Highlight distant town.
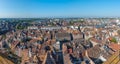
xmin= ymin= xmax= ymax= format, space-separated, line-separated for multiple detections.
xmin=0 ymin=18 xmax=120 ymax=64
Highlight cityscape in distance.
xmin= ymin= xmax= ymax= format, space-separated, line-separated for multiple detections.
xmin=0 ymin=0 xmax=120 ymax=64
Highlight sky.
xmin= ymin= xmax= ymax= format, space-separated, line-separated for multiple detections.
xmin=0 ymin=0 xmax=120 ymax=18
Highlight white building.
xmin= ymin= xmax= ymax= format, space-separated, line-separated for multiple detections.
xmin=28 ymin=26 xmax=38 ymax=29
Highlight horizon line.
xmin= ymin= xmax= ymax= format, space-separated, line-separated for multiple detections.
xmin=0 ymin=16 xmax=120 ymax=19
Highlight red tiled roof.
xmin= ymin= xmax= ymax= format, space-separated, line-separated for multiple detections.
xmin=108 ymin=43 xmax=120 ymax=51
xmin=29 ymin=39 xmax=38 ymax=43
xmin=90 ymin=38 xmax=102 ymax=43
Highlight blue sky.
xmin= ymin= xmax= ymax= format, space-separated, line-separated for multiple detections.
xmin=0 ymin=0 xmax=120 ymax=18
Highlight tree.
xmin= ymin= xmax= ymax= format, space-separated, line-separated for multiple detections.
xmin=117 ymin=30 xmax=120 ymax=35
xmin=69 ymin=21 xmax=74 ymax=25
xmin=109 ymin=37 xmax=117 ymax=43
xmin=2 ymin=34 xmax=6 ymax=39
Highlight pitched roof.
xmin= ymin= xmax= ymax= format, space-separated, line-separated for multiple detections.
xmin=55 ymin=33 xmax=71 ymax=41
xmin=108 ymin=43 xmax=120 ymax=51
xmin=87 ymin=45 xmax=102 ymax=58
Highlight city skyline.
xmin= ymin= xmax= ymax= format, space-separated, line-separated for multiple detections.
xmin=0 ymin=0 xmax=120 ymax=18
